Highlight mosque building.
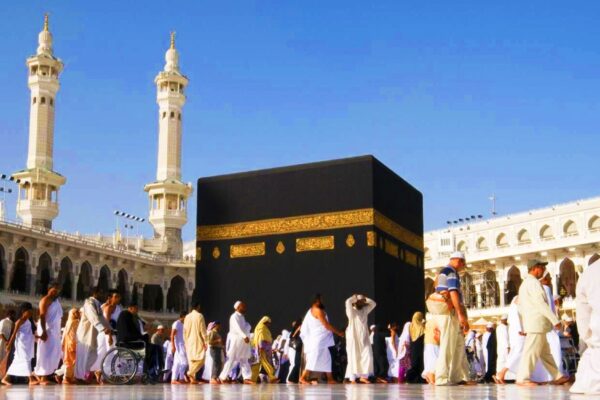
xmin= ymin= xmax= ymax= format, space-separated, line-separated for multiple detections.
xmin=0 ymin=16 xmax=194 ymax=320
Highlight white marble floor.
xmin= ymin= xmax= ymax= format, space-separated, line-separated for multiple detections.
xmin=0 ymin=383 xmax=591 ymax=400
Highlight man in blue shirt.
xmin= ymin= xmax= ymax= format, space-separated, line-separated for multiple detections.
xmin=433 ymin=251 xmax=472 ymax=385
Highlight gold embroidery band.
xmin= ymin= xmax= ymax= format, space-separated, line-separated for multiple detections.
xmin=296 ymin=236 xmax=335 ymax=252
xmin=405 ymin=250 xmax=418 ymax=266
xmin=230 ymin=242 xmax=266 ymax=258
xmin=384 ymin=239 xmax=399 ymax=258
xmin=197 ymin=208 xmax=423 ymax=250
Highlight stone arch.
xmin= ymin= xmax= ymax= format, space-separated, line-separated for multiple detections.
xmin=77 ymin=262 xmax=94 ymax=301
xmin=167 ymin=275 xmax=188 ymax=312
xmin=0 ymin=243 xmax=6 ymax=290
xmin=36 ymin=252 xmax=53 ymax=295
xmin=563 ymin=220 xmax=578 ymax=236
xmin=558 ymin=258 xmax=578 ymax=298
xmin=57 ymin=257 xmax=73 ymax=299
xmin=456 ymin=240 xmax=467 ymax=252
xmin=496 ymin=233 xmax=508 ymax=247
xmin=517 ymin=229 xmax=530 ymax=244
xmin=10 ymin=247 xmax=29 ymax=293
xmin=97 ymin=265 xmax=111 ymax=294
xmin=116 ymin=269 xmax=129 ymax=304
xmin=540 ymin=224 xmax=554 ymax=240
xmin=460 ymin=272 xmax=476 ymax=309
xmin=588 ymin=215 xmax=600 ymax=231
xmin=424 ymin=277 xmax=434 ymax=301
xmin=505 ymin=265 xmax=522 ymax=305
xmin=142 ymin=284 xmax=163 ymax=312
xmin=482 ymin=270 xmax=500 ymax=307
xmin=476 ymin=237 xmax=488 ymax=251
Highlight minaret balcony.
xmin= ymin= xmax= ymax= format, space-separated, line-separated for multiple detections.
xmin=150 ymin=209 xmax=187 ymax=218
xmin=17 ymin=199 xmax=58 ymax=219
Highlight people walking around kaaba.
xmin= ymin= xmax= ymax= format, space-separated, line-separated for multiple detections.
xmin=516 ymin=259 xmax=569 ymax=386
xmin=299 ymin=294 xmax=344 ymax=384
xmin=183 ymin=303 xmax=207 ymax=383
xmin=404 ymin=312 xmax=425 ymax=383
xmin=253 ymin=316 xmax=279 ymax=383
xmin=207 ymin=321 xmax=224 ymax=383
xmin=344 ymin=294 xmax=376 ymax=383
xmin=433 ymin=251 xmax=471 ymax=386
xmin=219 ymin=301 xmax=254 ymax=384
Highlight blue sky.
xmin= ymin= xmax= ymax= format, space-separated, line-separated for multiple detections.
xmin=1 ymin=2 xmax=599 ymax=241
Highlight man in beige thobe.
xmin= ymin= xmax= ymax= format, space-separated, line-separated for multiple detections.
xmin=516 ymin=259 xmax=569 ymax=386
xmin=183 ymin=303 xmax=207 ymax=383
xmin=433 ymin=251 xmax=471 ymax=386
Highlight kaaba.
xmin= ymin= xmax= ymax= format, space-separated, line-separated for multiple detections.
xmin=195 ymin=155 xmax=424 ymax=332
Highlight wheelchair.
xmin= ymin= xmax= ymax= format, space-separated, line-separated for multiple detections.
xmin=101 ymin=340 xmax=149 ymax=385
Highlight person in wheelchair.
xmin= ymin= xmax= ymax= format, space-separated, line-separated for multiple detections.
xmin=116 ymin=303 xmax=164 ymax=381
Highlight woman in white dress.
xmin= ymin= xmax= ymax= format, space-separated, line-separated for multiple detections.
xmin=170 ymin=312 xmax=188 ymax=384
xmin=2 ymin=302 xmax=37 ymax=385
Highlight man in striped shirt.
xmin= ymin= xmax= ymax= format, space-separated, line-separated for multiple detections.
xmin=433 ymin=251 xmax=472 ymax=385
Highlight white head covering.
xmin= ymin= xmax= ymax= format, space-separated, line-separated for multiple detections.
xmin=500 ymin=315 xmax=508 ymax=320
xmin=486 ymin=323 xmax=494 ymax=329
xmin=450 ymin=251 xmax=465 ymax=260
xmin=233 ymin=300 xmax=242 ymax=310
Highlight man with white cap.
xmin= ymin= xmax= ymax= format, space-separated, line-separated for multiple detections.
xmin=570 ymin=257 xmax=600 ymax=394
xmin=219 ymin=301 xmax=253 ymax=384
xmin=482 ymin=322 xmax=497 ymax=382
xmin=495 ymin=315 xmax=510 ymax=375
xmin=433 ymin=251 xmax=471 ymax=385
xmin=516 ymin=259 xmax=569 ymax=386
xmin=344 ymin=294 xmax=376 ymax=383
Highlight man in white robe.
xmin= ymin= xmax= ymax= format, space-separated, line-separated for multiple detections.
xmin=496 ymin=315 xmax=510 ymax=373
xmin=344 ymin=294 xmax=376 ymax=383
xmin=219 ymin=301 xmax=253 ymax=384
xmin=75 ymin=287 xmax=111 ymax=381
xmin=516 ymin=259 xmax=569 ymax=386
xmin=570 ymin=258 xmax=600 ymax=394
xmin=299 ymin=294 xmax=344 ymax=384
xmin=34 ymin=281 xmax=64 ymax=384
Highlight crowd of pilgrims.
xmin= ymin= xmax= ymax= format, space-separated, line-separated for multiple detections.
xmin=0 ymin=252 xmax=598 ymax=394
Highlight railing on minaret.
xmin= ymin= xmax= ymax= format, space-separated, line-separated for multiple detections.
xmin=12 ymin=14 xmax=66 ymax=229
xmin=144 ymin=33 xmax=193 ymax=258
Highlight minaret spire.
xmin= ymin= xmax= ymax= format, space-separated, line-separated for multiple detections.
xmin=144 ymin=33 xmax=192 ymax=258
xmin=12 ymin=13 xmax=66 ymax=229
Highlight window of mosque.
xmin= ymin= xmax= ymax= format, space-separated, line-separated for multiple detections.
xmin=41 ymin=97 xmax=46 ymax=104
xmin=178 ymin=113 xmax=181 ymax=121
xmin=517 ymin=229 xmax=530 ymax=244
xmin=162 ymin=112 xmax=166 ymax=119
xmin=30 ymin=66 xmax=38 ymax=75
xmin=32 ymin=97 xmax=36 ymax=104
xmin=170 ymin=111 xmax=175 ymax=119
xmin=476 ymin=237 xmax=488 ymax=251
xmin=589 ymin=215 xmax=600 ymax=232
xmin=563 ymin=220 xmax=578 ymax=237
xmin=540 ymin=224 xmax=554 ymax=240
xmin=50 ymin=98 xmax=54 ymax=106
xmin=496 ymin=233 xmax=509 ymax=247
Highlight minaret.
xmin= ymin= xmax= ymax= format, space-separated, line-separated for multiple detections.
xmin=13 ymin=14 xmax=66 ymax=229
xmin=144 ymin=33 xmax=193 ymax=258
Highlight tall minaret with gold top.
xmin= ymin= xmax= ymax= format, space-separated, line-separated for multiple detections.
xmin=13 ymin=14 xmax=66 ymax=229
xmin=144 ymin=33 xmax=193 ymax=258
